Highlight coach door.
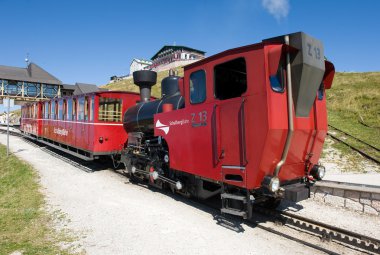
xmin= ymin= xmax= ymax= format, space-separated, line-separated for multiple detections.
xmin=214 ymin=58 xmax=248 ymax=188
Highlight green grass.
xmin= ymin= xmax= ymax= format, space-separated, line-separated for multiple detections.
xmin=101 ymin=66 xmax=184 ymax=98
xmin=0 ymin=145 xmax=81 ymax=255
xmin=327 ymin=72 xmax=380 ymax=149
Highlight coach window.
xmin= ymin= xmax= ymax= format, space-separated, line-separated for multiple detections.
xmin=62 ymin=99 xmax=67 ymax=120
xmin=84 ymin=96 xmax=89 ymax=121
xmin=49 ymin=101 xmax=52 ymax=119
xmin=190 ymin=70 xmax=206 ymax=104
xmin=90 ymin=95 xmax=94 ymax=121
xmin=45 ymin=102 xmax=49 ymax=119
xmin=214 ymin=58 xmax=247 ymax=100
xmin=99 ymin=97 xmax=122 ymax=122
xmin=72 ymin=98 xmax=77 ymax=121
xmin=54 ymin=101 xmax=58 ymax=120
xmin=269 ymin=56 xmax=286 ymax=93
xmin=67 ymin=99 xmax=72 ymax=121
xmin=58 ymin=100 xmax=63 ymax=120
xmin=33 ymin=104 xmax=36 ymax=118
xmin=78 ymin=97 xmax=85 ymax=121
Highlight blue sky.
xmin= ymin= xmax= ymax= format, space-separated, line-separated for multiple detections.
xmin=1 ymin=0 xmax=379 ymax=112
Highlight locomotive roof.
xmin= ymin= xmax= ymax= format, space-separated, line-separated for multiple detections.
xmin=183 ymin=42 xmax=265 ymax=70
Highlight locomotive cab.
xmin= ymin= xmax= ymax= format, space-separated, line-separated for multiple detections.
xmin=121 ymin=32 xmax=335 ymax=219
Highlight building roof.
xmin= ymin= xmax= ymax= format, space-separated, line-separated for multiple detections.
xmin=151 ymin=46 xmax=206 ymax=60
xmin=0 ymin=62 xmax=62 ymax=85
xmin=73 ymin=83 xmax=107 ymax=95
xmin=62 ymin=84 xmax=75 ymax=91
xmin=131 ymin=58 xmax=152 ymax=65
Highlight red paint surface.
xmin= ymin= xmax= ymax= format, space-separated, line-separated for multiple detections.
xmin=21 ymin=91 xmax=141 ymax=155
xmin=154 ymin=41 xmax=334 ymax=190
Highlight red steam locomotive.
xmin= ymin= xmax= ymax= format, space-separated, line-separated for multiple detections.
xmin=22 ymin=32 xmax=335 ymax=219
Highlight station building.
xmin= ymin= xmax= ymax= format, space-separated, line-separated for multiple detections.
xmin=0 ymin=62 xmax=105 ymax=104
xmin=148 ymin=45 xmax=205 ymax=72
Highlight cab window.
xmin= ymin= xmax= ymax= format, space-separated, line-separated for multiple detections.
xmin=214 ymin=58 xmax=247 ymax=100
xmin=269 ymin=56 xmax=286 ymax=93
xmin=190 ymin=70 xmax=206 ymax=104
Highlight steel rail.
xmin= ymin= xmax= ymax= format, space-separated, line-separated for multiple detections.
xmin=328 ymin=124 xmax=380 ymax=152
xmin=252 ymin=206 xmax=380 ymax=254
xmin=327 ymin=131 xmax=380 ymax=164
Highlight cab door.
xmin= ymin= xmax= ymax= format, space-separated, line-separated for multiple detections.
xmin=214 ymin=57 xmax=248 ymax=188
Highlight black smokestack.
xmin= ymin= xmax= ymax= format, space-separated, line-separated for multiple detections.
xmin=133 ymin=70 xmax=157 ymax=102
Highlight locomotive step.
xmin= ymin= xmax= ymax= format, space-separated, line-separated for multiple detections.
xmin=221 ymin=208 xmax=247 ymax=218
xmin=221 ymin=193 xmax=247 ymax=203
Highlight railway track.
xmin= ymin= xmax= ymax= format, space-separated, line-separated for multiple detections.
xmin=2 ymin=127 xmax=380 ymax=254
xmin=327 ymin=124 xmax=380 ymax=164
xmin=252 ymin=206 xmax=380 ymax=254
xmin=0 ymin=128 xmax=99 ymax=173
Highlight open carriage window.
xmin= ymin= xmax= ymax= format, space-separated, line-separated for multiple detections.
xmin=58 ymin=100 xmax=63 ymax=120
xmin=72 ymin=98 xmax=77 ymax=120
xmin=84 ymin=96 xmax=90 ymax=121
xmin=98 ymin=97 xmax=122 ymax=122
xmin=63 ymin=99 xmax=67 ymax=120
xmin=45 ymin=102 xmax=49 ymax=119
xmin=78 ymin=97 xmax=85 ymax=121
xmin=90 ymin=96 xmax=94 ymax=121
xmin=214 ymin=58 xmax=247 ymax=100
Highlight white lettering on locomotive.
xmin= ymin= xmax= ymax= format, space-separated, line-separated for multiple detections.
xmin=169 ymin=119 xmax=190 ymax=126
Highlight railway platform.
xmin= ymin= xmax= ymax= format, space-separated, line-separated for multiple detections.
xmin=324 ymin=172 xmax=380 ymax=186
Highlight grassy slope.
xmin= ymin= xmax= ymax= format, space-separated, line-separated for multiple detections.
xmin=103 ymin=69 xmax=379 ymax=147
xmin=327 ymin=72 xmax=380 ymax=148
xmin=0 ymin=145 xmax=78 ymax=255
xmin=102 ymin=67 xmax=184 ymax=98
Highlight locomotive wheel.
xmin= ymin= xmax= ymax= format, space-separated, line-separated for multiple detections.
xmin=262 ymin=198 xmax=281 ymax=209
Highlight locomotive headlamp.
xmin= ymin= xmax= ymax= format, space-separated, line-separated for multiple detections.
xmin=310 ymin=165 xmax=325 ymax=180
xmin=151 ymin=171 xmax=159 ymax=180
xmin=99 ymin=137 xmax=104 ymax=143
xmin=175 ymin=181 xmax=183 ymax=190
xmin=262 ymin=176 xmax=280 ymax=193
xmin=270 ymin=177 xmax=280 ymax=192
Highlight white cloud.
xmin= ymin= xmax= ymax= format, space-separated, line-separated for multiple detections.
xmin=262 ymin=0 xmax=290 ymax=21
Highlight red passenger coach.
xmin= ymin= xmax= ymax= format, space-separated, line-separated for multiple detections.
xmin=21 ymin=91 xmax=141 ymax=160
xmin=21 ymin=102 xmax=43 ymax=137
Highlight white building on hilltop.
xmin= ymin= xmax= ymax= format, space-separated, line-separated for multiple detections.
xmin=129 ymin=58 xmax=152 ymax=75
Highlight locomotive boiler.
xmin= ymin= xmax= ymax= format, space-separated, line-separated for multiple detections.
xmin=119 ymin=31 xmax=335 ymax=219
xmin=123 ymin=70 xmax=185 ymax=134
